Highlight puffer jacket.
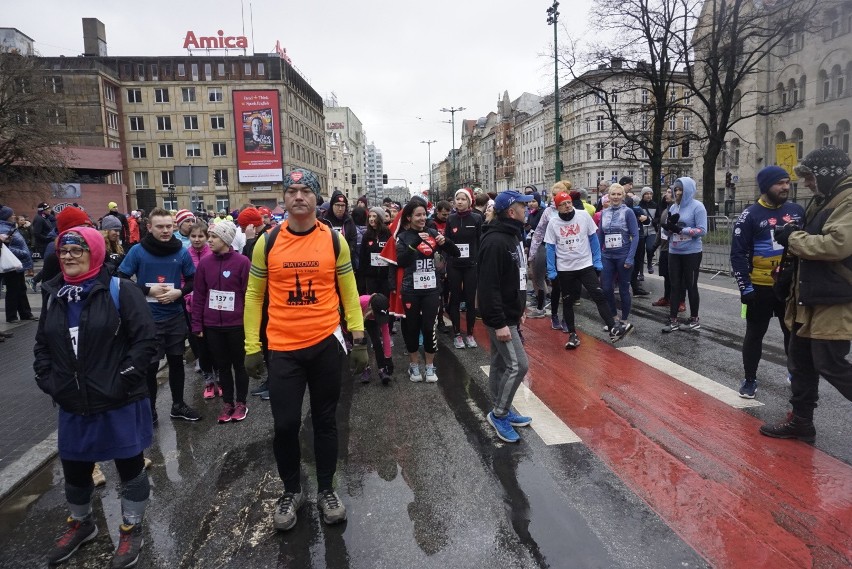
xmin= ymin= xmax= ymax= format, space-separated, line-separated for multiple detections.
xmin=785 ymin=175 xmax=852 ymax=340
xmin=33 ymin=268 xmax=157 ymax=415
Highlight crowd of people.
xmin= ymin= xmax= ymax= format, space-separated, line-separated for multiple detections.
xmin=2 ymin=143 xmax=849 ymax=566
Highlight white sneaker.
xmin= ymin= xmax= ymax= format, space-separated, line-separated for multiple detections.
xmin=465 ymin=335 xmax=478 ymax=348
xmin=453 ymin=335 xmax=465 ymax=349
xmin=409 ymin=365 xmax=423 ymax=382
xmin=424 ymin=366 xmax=438 ymax=383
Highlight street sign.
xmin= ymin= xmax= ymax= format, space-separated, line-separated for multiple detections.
xmin=775 ymin=143 xmax=798 ymax=181
xmin=732 ymin=175 xmax=739 ymax=183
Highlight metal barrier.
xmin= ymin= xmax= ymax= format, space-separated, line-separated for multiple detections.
xmin=700 ymin=215 xmax=734 ymax=278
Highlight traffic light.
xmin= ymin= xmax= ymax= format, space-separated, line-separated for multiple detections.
xmin=382 ymin=174 xmax=388 ymax=185
xmin=725 ymin=171 xmax=732 ymax=188
xmin=351 ymin=173 xmax=356 ymax=185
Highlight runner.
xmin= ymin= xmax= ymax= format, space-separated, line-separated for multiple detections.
xmin=358 ymin=207 xmax=392 ymax=296
xmin=545 ymin=192 xmax=627 ymax=348
xmin=192 ymin=221 xmax=251 ymax=423
xmin=447 ymin=188 xmax=483 ymax=349
xmin=185 ymin=221 xmax=218 ymax=397
xmin=528 ymin=181 xmax=571 ymax=327
xmin=598 ymin=183 xmax=640 ymax=332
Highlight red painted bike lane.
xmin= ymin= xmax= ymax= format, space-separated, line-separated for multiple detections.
xmin=472 ymin=321 xmax=852 ymax=568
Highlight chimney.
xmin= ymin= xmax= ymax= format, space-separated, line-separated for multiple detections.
xmin=82 ymin=18 xmax=107 ymax=56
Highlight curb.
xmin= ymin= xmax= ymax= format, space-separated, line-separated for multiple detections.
xmin=0 ymin=431 xmax=58 ymax=503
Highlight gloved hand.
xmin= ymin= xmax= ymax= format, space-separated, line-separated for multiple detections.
xmin=663 ymin=213 xmax=681 ymax=234
xmin=350 ymin=342 xmax=369 ymax=374
xmin=740 ymin=285 xmax=757 ymax=305
xmin=774 ymin=223 xmax=799 ymax=248
xmin=245 ymin=352 xmax=265 ymax=378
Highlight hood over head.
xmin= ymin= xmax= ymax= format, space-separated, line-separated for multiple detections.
xmin=674 ymin=177 xmax=697 ymax=207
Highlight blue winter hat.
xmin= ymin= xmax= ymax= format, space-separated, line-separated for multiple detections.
xmin=757 ymin=166 xmax=790 ymax=193
xmin=0 ymin=206 xmax=12 ymax=221
xmin=283 ymin=168 xmax=321 ymax=199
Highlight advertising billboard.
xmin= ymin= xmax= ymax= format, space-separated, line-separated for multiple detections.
xmin=233 ymin=90 xmax=284 ymax=183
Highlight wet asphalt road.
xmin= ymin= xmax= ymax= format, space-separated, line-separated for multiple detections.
xmin=1 ymin=269 xmax=849 ymax=568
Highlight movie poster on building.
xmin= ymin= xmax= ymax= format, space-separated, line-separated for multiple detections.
xmin=233 ymin=90 xmax=284 ymax=183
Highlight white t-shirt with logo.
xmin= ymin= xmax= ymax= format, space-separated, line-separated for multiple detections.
xmin=544 ymin=210 xmax=598 ymax=272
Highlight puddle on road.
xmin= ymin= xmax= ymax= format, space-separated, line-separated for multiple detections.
xmin=0 ymin=462 xmax=58 ymax=535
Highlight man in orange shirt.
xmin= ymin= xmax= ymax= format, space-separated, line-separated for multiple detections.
xmin=244 ymin=168 xmax=366 ymax=531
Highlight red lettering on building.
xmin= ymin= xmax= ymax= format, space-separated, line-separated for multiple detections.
xmin=184 ymin=30 xmax=249 ymax=50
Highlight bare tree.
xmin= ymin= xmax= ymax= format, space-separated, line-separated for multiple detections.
xmin=562 ymin=0 xmax=700 ymax=199
xmin=680 ymin=0 xmax=823 ymax=214
xmin=0 ymin=48 xmax=69 ymax=200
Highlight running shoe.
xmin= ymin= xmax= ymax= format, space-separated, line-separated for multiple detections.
xmin=424 ymin=365 xmax=438 ymax=383
xmin=550 ymin=315 xmax=561 ymax=330
xmin=661 ymin=319 xmax=680 ymax=333
xmin=465 ymin=335 xmax=478 ymax=348
xmin=92 ymin=464 xmax=106 ymax=487
xmin=170 ymin=402 xmax=201 ymax=422
xmin=487 ymin=411 xmax=520 ymax=443
xmin=759 ymin=412 xmax=816 ymax=442
xmin=360 ymin=366 xmax=372 ymax=384
xmin=48 ymin=517 xmax=98 ymax=565
xmin=203 ymin=384 xmax=216 ymax=400
xmin=409 ymin=365 xmax=423 ymax=383
xmin=739 ymin=379 xmax=757 ymax=399
xmin=526 ymin=308 xmax=547 ymax=319
xmin=215 ymin=383 xmax=223 ymax=397
xmin=217 ymin=403 xmax=234 ymax=423
xmin=610 ymin=322 xmax=634 ymax=343
xmin=688 ymin=317 xmax=701 ymax=330
xmin=633 ymin=288 xmax=650 ymax=296
xmin=652 ymin=297 xmax=669 ymax=307
xmin=453 ymin=335 xmax=465 ymax=349
xmin=231 ymin=402 xmax=248 ymax=422
xmin=317 ymin=490 xmax=347 ymax=525
xmin=564 ymin=333 xmax=581 ymax=349
xmin=273 ymin=491 xmax=305 ymax=531
xmin=110 ymin=523 xmax=144 ymax=569
xmin=560 ymin=320 xmax=570 ymax=333
xmin=506 ymin=410 xmax=532 ymax=427
xmin=251 ymin=381 xmax=269 ymax=398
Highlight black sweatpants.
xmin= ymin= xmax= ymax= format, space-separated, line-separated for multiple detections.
xmin=205 ymin=326 xmax=249 ymax=404
xmin=1 ymin=270 xmax=34 ymax=321
xmin=557 ymin=267 xmax=616 ymax=333
xmin=742 ymin=285 xmax=790 ymax=380
xmin=268 ymin=334 xmax=345 ymax=493
xmin=668 ymin=252 xmax=702 ymax=319
xmin=62 ymin=454 xmax=145 ymax=489
xmin=788 ymin=324 xmax=852 ymax=421
xmin=658 ymin=250 xmax=671 ymax=299
xmin=447 ymin=264 xmax=478 ymax=335
xmin=402 ymin=294 xmax=440 ymax=354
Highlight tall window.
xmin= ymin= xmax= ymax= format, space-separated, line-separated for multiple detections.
xmin=129 ymin=116 xmax=144 ymax=131
xmin=669 ymin=145 xmax=678 ymax=158
xmin=177 ymin=63 xmax=186 ymax=77
xmin=131 ymin=144 xmax=146 ymax=159
xmin=127 ymin=88 xmax=142 ymax=103
xmin=163 ymin=195 xmax=177 ymax=210
xmin=214 ymin=169 xmax=229 ymax=186
xmin=183 ymin=115 xmax=199 ymax=130
xmin=181 ymin=87 xmax=196 ymax=102
xmin=586 ymin=118 xmax=591 ymax=133
xmin=156 ymin=116 xmax=172 ymax=131
xmin=641 ymin=89 xmax=649 ymax=105
xmin=596 ymin=142 xmax=606 ymax=160
xmin=669 ymin=114 xmax=677 ymax=131
xmin=212 ymin=142 xmax=227 ymax=157
xmin=107 ymin=112 xmax=119 ymax=130
xmin=154 ymin=88 xmax=169 ymax=103
xmin=683 ymin=115 xmax=690 ymax=130
xmin=134 ymin=171 xmax=149 ymax=188
xmin=211 ymin=115 xmax=225 ymax=129
xmin=186 ymin=143 xmax=201 ymax=158
xmin=161 ymin=170 xmax=174 ymax=186
xmin=596 ymin=115 xmax=605 ymax=131
xmin=105 ymin=84 xmax=116 ymax=102
xmin=610 ymin=141 xmax=619 ymax=159
xmin=586 ymin=144 xmax=592 ymax=160
xmin=208 ymin=87 xmax=224 ymax=102
xmin=159 ymin=143 xmax=174 ymax=158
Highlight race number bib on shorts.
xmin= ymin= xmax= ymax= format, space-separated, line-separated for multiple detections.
xmin=370 ymin=253 xmax=389 ymax=267
xmin=604 ymin=234 xmax=623 ymax=249
xmin=208 ymin=289 xmax=235 ymax=311
xmin=458 ymin=243 xmax=470 ymax=258
xmin=145 ymin=283 xmax=174 ymax=302
xmin=413 ymin=270 xmax=437 ymax=290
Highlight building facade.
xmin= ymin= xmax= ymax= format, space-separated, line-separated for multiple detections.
xmin=364 ymin=142 xmax=384 ymax=203
xmin=323 ymin=103 xmax=365 ymax=202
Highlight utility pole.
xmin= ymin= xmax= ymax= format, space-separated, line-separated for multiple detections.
xmin=421 ymin=140 xmax=437 ymax=196
xmin=547 ymin=1 xmax=562 ymax=182
xmin=440 ymin=106 xmax=465 ymax=199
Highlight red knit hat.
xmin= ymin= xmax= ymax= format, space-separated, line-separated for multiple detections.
xmin=55 ymin=206 xmax=93 ymax=233
xmin=175 ymin=209 xmax=195 ymax=226
xmin=237 ymin=207 xmax=263 ymax=229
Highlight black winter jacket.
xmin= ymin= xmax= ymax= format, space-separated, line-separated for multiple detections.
xmin=396 ymin=227 xmax=460 ymax=297
xmin=34 ymin=268 xmax=157 ymax=415
xmin=477 ymin=218 xmax=527 ymax=329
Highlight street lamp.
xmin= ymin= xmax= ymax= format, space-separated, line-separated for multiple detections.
xmin=547 ymin=1 xmax=562 ymax=182
xmin=420 ymin=140 xmax=437 ymax=196
xmin=440 ymin=106 xmax=465 ymax=198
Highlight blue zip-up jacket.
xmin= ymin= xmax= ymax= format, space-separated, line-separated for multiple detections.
xmin=118 ymin=237 xmax=195 ymax=321
xmin=665 ymin=177 xmax=707 ymax=255
xmin=0 ymin=220 xmax=33 ymax=271
xmin=597 ymin=204 xmax=639 ymax=261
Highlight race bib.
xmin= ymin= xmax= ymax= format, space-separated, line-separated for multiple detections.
xmin=208 ymin=289 xmax=235 ymax=311
xmin=560 ymin=236 xmax=580 ymax=251
xmin=672 ymin=232 xmax=691 ymax=243
xmin=370 ymin=253 xmax=388 ymax=267
xmin=69 ymin=326 xmax=79 ymax=357
xmin=661 ymin=232 xmax=669 ymax=241
xmin=145 ymin=282 xmax=174 ymax=303
xmin=413 ymin=270 xmax=437 ymax=290
xmin=458 ymin=243 xmax=470 ymax=258
xmin=769 ymin=229 xmax=785 ymax=251
xmin=604 ymin=234 xmax=623 ymax=249
xmin=519 ymin=266 xmax=528 ymax=290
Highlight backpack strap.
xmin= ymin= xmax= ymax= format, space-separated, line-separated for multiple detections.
xmin=263 ymin=224 xmax=283 ymax=262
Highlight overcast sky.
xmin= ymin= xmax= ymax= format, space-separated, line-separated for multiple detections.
xmin=4 ymin=0 xmax=594 ymax=192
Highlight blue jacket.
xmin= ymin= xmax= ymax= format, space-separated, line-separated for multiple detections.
xmin=597 ymin=204 xmax=639 ymax=262
xmin=665 ymin=177 xmax=707 ymax=255
xmin=0 ymin=220 xmax=33 ymax=271
xmin=118 ymin=237 xmax=195 ymax=321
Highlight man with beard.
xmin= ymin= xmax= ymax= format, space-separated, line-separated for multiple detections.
xmin=325 ymin=190 xmax=357 ymax=255
xmin=760 ymin=146 xmax=852 ymax=442
xmin=730 ymin=166 xmax=804 ymax=398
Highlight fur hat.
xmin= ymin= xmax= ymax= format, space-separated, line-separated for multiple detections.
xmin=208 ymin=220 xmax=237 ymax=246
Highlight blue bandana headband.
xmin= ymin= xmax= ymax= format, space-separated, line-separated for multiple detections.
xmin=59 ymin=232 xmax=90 ymax=250
xmin=283 ymin=168 xmax=321 ymax=199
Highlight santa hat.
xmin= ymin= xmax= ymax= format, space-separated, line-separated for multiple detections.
xmin=454 ymin=188 xmax=474 ymax=204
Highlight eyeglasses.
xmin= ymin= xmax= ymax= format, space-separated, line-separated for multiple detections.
xmin=58 ymin=247 xmax=86 ymax=258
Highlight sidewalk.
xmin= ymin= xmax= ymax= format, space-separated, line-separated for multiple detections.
xmin=0 ymin=281 xmax=56 ymax=501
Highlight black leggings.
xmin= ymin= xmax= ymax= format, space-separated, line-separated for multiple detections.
xmin=185 ymin=309 xmax=214 ymax=374
xmin=742 ymin=286 xmax=790 ymax=380
xmin=205 ymin=326 xmax=249 ymax=404
xmin=668 ymin=252 xmax=702 ymax=318
xmin=365 ymin=319 xmax=390 ymax=369
xmin=447 ymin=264 xmax=478 ymax=335
xmin=402 ymin=294 xmax=440 ymax=354
xmin=558 ymin=267 xmax=616 ymax=332
xmin=146 ymin=353 xmax=185 ymax=410
xmin=658 ymin=250 xmax=671 ymax=298
xmin=267 ymin=335 xmax=344 ymax=493
xmin=550 ymin=277 xmax=562 ymax=317
xmin=62 ymin=454 xmax=145 ymax=489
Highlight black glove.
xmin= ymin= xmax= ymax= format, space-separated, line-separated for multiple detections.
xmin=774 ymin=223 xmax=799 ymax=248
xmin=663 ymin=213 xmax=682 ymax=234
xmin=740 ymin=287 xmax=757 ymax=305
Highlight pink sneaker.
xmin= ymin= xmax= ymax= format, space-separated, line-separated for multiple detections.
xmin=215 ymin=383 xmax=223 ymax=397
xmin=231 ymin=402 xmax=248 ymax=422
xmin=217 ymin=403 xmax=234 ymax=423
xmin=203 ymin=384 xmax=216 ymax=399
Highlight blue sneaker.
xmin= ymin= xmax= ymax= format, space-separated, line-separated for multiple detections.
xmin=487 ymin=412 xmax=520 ymax=443
xmin=506 ymin=410 xmax=532 ymax=427
xmin=551 ymin=315 xmax=561 ymax=330
xmin=739 ymin=378 xmax=757 ymax=399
